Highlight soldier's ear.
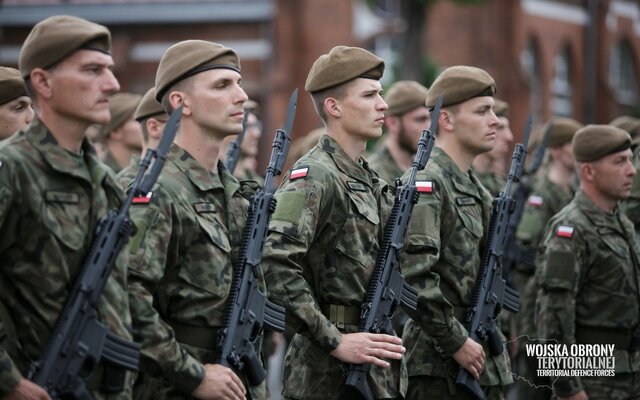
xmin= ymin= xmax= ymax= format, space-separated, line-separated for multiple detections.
xmin=168 ymin=91 xmax=191 ymax=116
xmin=29 ymin=68 xmax=53 ymax=99
xmin=580 ymin=162 xmax=595 ymax=182
xmin=324 ymin=97 xmax=341 ymax=118
xmin=440 ymin=108 xmax=454 ymax=131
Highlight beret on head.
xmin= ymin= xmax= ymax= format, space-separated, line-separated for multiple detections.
xmin=305 ymin=46 xmax=384 ymax=93
xmin=546 ymin=117 xmax=583 ymax=148
xmin=426 ymin=65 xmax=496 ymax=108
xmin=100 ymin=92 xmax=142 ymax=138
xmin=155 ymin=40 xmax=240 ymax=101
xmin=609 ymin=115 xmax=640 ymax=142
xmin=135 ymin=88 xmax=166 ymax=122
xmin=384 ymin=80 xmax=429 ymax=116
xmin=572 ymin=124 xmax=631 ymax=162
xmin=493 ymin=98 xmax=509 ymax=118
xmin=19 ymin=15 xmax=111 ymax=79
xmin=0 ymin=67 xmax=27 ymax=105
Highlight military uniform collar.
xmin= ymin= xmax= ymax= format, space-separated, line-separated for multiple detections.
xmin=433 ymin=146 xmax=484 ymax=199
xmin=317 ymin=134 xmax=375 ymax=188
xmin=575 ymin=190 xmax=625 ymax=234
xmin=168 ymin=143 xmax=239 ymax=195
xmin=26 ymin=115 xmax=110 ymax=186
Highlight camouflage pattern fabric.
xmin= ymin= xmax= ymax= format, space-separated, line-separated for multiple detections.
xmin=102 ymin=148 xmax=123 ymax=173
xmin=239 ymin=167 xmax=265 ymax=189
xmin=127 ymin=143 xmax=267 ymax=398
xmin=406 ymin=375 xmax=505 ymax=400
xmin=622 ymin=155 xmax=640 ymax=230
xmin=116 ymin=153 xmax=140 ymax=189
xmin=476 ymin=171 xmax=505 ymax=198
xmin=535 ymin=190 xmax=640 ymax=397
xmin=0 ymin=116 xmax=134 ymax=398
xmin=262 ymin=134 xmax=407 ymax=399
xmin=367 ymin=145 xmax=403 ymax=187
xmin=401 ymin=146 xmax=512 ymax=396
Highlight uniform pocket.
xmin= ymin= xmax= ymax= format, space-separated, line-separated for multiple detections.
xmin=41 ymin=190 xmax=86 ymax=251
xmin=334 ymin=190 xmax=379 ymax=268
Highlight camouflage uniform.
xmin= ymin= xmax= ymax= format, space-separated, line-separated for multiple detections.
xmin=102 ymin=148 xmax=123 ymax=173
xmin=116 ymin=153 xmax=140 ymax=189
xmin=0 ymin=116 xmax=134 ymax=398
xmin=262 ymin=134 xmax=407 ymax=399
xmin=622 ymin=155 xmax=640 ymax=230
xmin=239 ymin=167 xmax=265 ymax=189
xmin=476 ymin=171 xmax=504 ymax=198
xmin=535 ymin=190 xmax=640 ymax=397
xmin=368 ymin=145 xmax=403 ymax=187
xmin=127 ymin=143 xmax=267 ymax=399
xmin=401 ymin=146 xmax=512 ymax=399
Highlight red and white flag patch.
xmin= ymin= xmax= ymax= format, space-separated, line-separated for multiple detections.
xmin=528 ymin=195 xmax=544 ymax=207
xmin=416 ymin=180 xmax=434 ymax=193
xmin=290 ymin=167 xmax=309 ymax=180
xmin=132 ymin=191 xmax=153 ymax=204
xmin=556 ymin=225 xmax=574 ymax=238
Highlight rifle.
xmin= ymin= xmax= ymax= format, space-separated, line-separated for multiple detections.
xmin=216 ymin=89 xmax=297 ymax=385
xmin=342 ymin=96 xmax=443 ymax=400
xmin=502 ymin=122 xmax=554 ymax=277
xmin=28 ymin=106 xmax=183 ymax=399
xmin=456 ymin=116 xmax=532 ymax=400
xmin=225 ymin=110 xmax=249 ymax=173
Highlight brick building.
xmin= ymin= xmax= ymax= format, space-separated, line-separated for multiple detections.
xmin=1 ymin=0 xmax=639 ymax=161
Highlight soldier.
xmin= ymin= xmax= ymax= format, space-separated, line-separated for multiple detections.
xmin=0 ymin=67 xmax=33 ymax=139
xmin=472 ymin=98 xmax=513 ymax=197
xmin=262 ymin=46 xmax=407 ymax=400
xmin=116 ymin=87 xmax=168 ymax=188
xmin=511 ymin=116 xmax=582 ymax=400
xmin=0 ymin=15 xmax=135 ymax=398
xmin=98 ymin=92 xmax=143 ymax=173
xmin=368 ymin=80 xmax=430 ymax=185
xmin=401 ymin=66 xmax=512 ymax=399
xmin=126 ymin=40 xmax=264 ymax=399
xmin=610 ymin=115 xmax=640 ymax=229
xmin=231 ymin=100 xmax=265 ymax=185
xmin=536 ymin=125 xmax=640 ymax=399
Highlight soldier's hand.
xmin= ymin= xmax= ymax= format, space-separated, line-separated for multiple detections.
xmin=558 ymin=391 xmax=588 ymax=400
xmin=192 ymin=363 xmax=246 ymax=400
xmin=329 ymin=332 xmax=405 ymax=368
xmin=3 ymin=378 xmax=51 ymax=400
xmin=453 ymin=338 xmax=485 ymax=379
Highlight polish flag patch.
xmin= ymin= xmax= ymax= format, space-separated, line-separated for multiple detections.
xmin=416 ymin=180 xmax=434 ymax=193
xmin=556 ymin=225 xmax=574 ymax=238
xmin=290 ymin=167 xmax=309 ymax=180
xmin=528 ymin=195 xmax=544 ymax=207
xmin=132 ymin=191 xmax=153 ymax=204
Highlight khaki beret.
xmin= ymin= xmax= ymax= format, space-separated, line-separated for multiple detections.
xmin=155 ymin=40 xmax=240 ymax=101
xmin=426 ymin=65 xmax=496 ymax=108
xmin=100 ymin=92 xmax=142 ymax=138
xmin=305 ymin=46 xmax=384 ymax=93
xmin=134 ymin=88 xmax=166 ymax=122
xmin=545 ymin=117 xmax=583 ymax=148
xmin=0 ymin=67 xmax=27 ymax=105
xmin=609 ymin=115 xmax=640 ymax=141
xmin=19 ymin=15 xmax=111 ymax=79
xmin=494 ymin=98 xmax=509 ymax=118
xmin=572 ymin=124 xmax=631 ymax=162
xmin=384 ymin=81 xmax=429 ymax=116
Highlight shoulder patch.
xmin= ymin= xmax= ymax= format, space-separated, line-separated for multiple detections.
xmin=132 ymin=191 xmax=153 ymax=204
xmin=290 ymin=167 xmax=309 ymax=180
xmin=556 ymin=225 xmax=574 ymax=238
xmin=528 ymin=195 xmax=544 ymax=207
xmin=416 ymin=180 xmax=434 ymax=193
xmin=346 ymin=181 xmax=367 ymax=192
xmin=456 ymin=196 xmax=476 ymax=206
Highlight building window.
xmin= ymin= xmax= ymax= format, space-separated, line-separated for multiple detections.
xmin=521 ymin=39 xmax=542 ymax=123
xmin=551 ymin=46 xmax=573 ymax=117
xmin=609 ymin=39 xmax=638 ymax=106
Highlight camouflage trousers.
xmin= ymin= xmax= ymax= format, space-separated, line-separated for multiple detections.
xmin=554 ymin=371 xmax=640 ymax=400
xmin=406 ymin=376 xmax=504 ymax=400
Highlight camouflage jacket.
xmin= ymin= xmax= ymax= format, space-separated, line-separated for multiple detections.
xmin=0 ymin=116 xmax=134 ymax=397
xmin=102 ymin=148 xmax=123 ymax=174
xmin=262 ymin=134 xmax=406 ymax=399
xmin=535 ymin=190 xmax=640 ymax=396
xmin=127 ymin=144 xmax=266 ymax=397
xmin=116 ymin=153 xmax=140 ymax=189
xmin=367 ymin=144 xmax=403 ymax=187
xmin=476 ymin=171 xmax=505 ymax=198
xmin=401 ymin=146 xmax=512 ymax=386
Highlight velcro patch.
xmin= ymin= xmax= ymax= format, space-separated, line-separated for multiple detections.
xmin=416 ymin=180 xmax=434 ymax=193
xmin=193 ymin=202 xmax=216 ymax=213
xmin=455 ymin=196 xmax=476 ymax=206
xmin=45 ymin=190 xmax=79 ymax=204
xmin=556 ymin=225 xmax=574 ymax=238
xmin=272 ymin=191 xmax=306 ymax=225
xmin=528 ymin=195 xmax=544 ymax=207
xmin=290 ymin=167 xmax=309 ymax=180
xmin=132 ymin=191 xmax=153 ymax=204
xmin=347 ymin=181 xmax=367 ymax=192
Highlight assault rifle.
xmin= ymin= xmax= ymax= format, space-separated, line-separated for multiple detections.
xmin=28 ymin=106 xmax=183 ymax=399
xmin=502 ymin=122 xmax=554 ymax=278
xmin=216 ymin=90 xmax=297 ymax=385
xmin=456 ymin=116 xmax=532 ymax=400
xmin=342 ymin=96 xmax=443 ymax=400
xmin=225 ymin=110 xmax=249 ymax=173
